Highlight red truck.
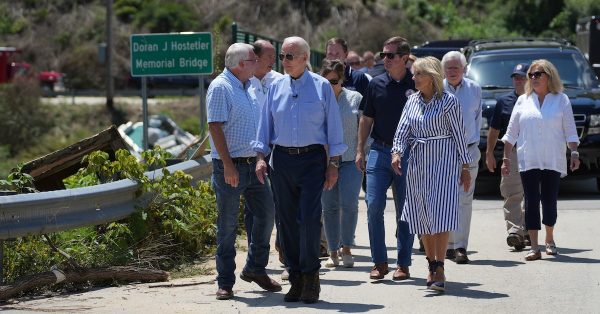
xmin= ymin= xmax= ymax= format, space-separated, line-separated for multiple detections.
xmin=0 ymin=46 xmax=65 ymax=91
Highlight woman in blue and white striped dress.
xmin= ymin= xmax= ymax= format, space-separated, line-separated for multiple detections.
xmin=391 ymin=56 xmax=472 ymax=292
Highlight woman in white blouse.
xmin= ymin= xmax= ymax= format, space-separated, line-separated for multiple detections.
xmin=501 ymin=59 xmax=580 ymax=261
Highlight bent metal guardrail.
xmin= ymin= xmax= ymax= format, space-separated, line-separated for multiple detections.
xmin=0 ymin=156 xmax=212 ymax=240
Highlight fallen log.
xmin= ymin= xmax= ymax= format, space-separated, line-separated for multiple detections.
xmin=0 ymin=266 xmax=169 ymax=301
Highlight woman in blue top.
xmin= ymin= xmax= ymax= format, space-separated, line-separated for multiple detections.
xmin=320 ymin=59 xmax=364 ymax=268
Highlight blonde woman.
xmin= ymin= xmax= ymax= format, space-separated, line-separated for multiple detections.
xmin=501 ymin=59 xmax=580 ymax=261
xmin=391 ymin=56 xmax=472 ymax=292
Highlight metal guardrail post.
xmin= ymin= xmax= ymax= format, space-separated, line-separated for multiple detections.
xmin=0 ymin=240 xmax=3 ymax=284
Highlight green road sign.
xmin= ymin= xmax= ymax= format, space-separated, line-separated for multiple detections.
xmin=130 ymin=32 xmax=213 ymax=76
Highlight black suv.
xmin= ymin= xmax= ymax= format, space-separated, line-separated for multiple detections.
xmin=463 ymin=39 xmax=600 ymax=191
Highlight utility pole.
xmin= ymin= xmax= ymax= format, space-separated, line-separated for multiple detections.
xmin=106 ymin=0 xmax=114 ymax=110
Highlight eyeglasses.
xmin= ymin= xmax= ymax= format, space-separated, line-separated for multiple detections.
xmin=243 ymin=59 xmax=258 ymax=63
xmin=278 ymin=53 xmax=295 ymax=61
xmin=328 ymin=79 xmax=340 ymax=85
xmin=347 ymin=61 xmax=360 ymax=66
xmin=528 ymin=71 xmax=546 ymax=79
xmin=379 ymin=52 xmax=404 ymax=59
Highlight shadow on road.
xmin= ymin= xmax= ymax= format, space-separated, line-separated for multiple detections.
xmin=234 ymin=294 xmax=385 ymax=312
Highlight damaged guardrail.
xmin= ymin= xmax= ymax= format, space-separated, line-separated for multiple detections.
xmin=0 ymin=155 xmax=212 ymax=240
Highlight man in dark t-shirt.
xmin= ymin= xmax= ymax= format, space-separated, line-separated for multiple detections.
xmin=356 ymin=36 xmax=416 ymax=281
xmin=486 ymin=63 xmax=530 ymax=251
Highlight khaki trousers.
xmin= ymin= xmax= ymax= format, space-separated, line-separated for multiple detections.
xmin=500 ymin=149 xmax=525 ymax=236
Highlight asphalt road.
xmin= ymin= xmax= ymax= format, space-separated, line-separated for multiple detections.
xmin=2 ymin=179 xmax=599 ymax=313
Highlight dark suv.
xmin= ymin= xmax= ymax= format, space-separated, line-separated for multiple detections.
xmin=463 ymin=39 xmax=600 ymax=191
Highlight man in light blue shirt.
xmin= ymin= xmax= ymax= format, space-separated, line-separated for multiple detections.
xmin=252 ymin=36 xmax=346 ymax=304
xmin=442 ymin=51 xmax=482 ymax=264
xmin=207 ymin=43 xmax=281 ymax=300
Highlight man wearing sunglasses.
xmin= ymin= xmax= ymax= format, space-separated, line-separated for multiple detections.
xmin=356 ymin=36 xmax=416 ymax=281
xmin=207 ymin=43 xmax=281 ymax=300
xmin=347 ymin=50 xmax=372 ymax=80
xmin=441 ymin=51 xmax=483 ymax=264
xmin=253 ymin=36 xmax=346 ymax=304
xmin=486 ymin=63 xmax=530 ymax=252
xmin=325 ymin=38 xmax=370 ymax=100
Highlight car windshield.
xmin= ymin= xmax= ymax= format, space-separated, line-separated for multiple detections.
xmin=466 ymin=51 xmax=599 ymax=89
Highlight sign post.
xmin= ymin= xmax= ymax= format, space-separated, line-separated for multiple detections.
xmin=130 ymin=32 xmax=213 ymax=150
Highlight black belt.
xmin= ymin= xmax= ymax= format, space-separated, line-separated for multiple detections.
xmin=468 ymin=142 xmax=478 ymax=147
xmin=276 ymin=144 xmax=322 ymax=155
xmin=230 ymin=156 xmax=257 ymax=164
xmin=373 ymin=139 xmax=393 ymax=148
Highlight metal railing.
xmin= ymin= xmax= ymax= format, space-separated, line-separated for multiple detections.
xmin=0 ymin=155 xmax=213 ymax=282
xmin=231 ymin=22 xmax=325 ymax=73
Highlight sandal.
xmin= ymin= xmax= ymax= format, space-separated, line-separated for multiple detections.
xmin=430 ymin=261 xmax=445 ymax=292
xmin=525 ymin=249 xmax=542 ymax=261
xmin=545 ymin=241 xmax=558 ymax=255
xmin=426 ymin=257 xmax=435 ymax=287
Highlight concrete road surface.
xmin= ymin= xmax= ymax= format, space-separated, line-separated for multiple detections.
xmin=2 ymin=179 xmax=599 ymax=313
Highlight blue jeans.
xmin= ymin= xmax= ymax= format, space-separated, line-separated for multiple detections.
xmin=321 ymin=161 xmax=363 ymax=251
xmin=270 ymin=147 xmax=326 ymax=275
xmin=365 ymin=142 xmax=414 ymax=266
xmin=212 ymin=159 xmax=275 ymax=289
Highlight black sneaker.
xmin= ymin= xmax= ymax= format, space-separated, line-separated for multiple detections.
xmin=445 ymin=249 xmax=455 ymax=260
xmin=506 ymin=233 xmax=524 ymax=249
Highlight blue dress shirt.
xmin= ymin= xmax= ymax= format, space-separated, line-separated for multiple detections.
xmin=206 ymin=68 xmax=259 ymax=159
xmin=252 ymin=69 xmax=347 ymax=157
xmin=443 ymin=77 xmax=482 ymax=145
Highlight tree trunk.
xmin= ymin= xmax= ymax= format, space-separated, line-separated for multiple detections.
xmin=0 ymin=266 xmax=169 ymax=301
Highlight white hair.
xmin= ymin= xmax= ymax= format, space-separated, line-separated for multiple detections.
xmin=283 ymin=36 xmax=310 ymax=64
xmin=441 ymin=51 xmax=467 ymax=68
xmin=224 ymin=43 xmax=253 ymax=69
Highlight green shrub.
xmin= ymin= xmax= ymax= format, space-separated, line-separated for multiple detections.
xmin=0 ymin=77 xmax=52 ymax=156
xmin=3 ymin=148 xmax=218 ymax=282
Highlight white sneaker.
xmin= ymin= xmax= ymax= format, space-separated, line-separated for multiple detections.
xmin=545 ymin=241 xmax=558 ymax=255
xmin=324 ymin=256 xmax=339 ymax=268
xmin=342 ymin=253 xmax=354 ymax=268
xmin=281 ymin=268 xmax=289 ymax=281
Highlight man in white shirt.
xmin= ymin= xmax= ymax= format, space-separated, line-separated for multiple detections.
xmin=249 ymin=40 xmax=283 ymax=109
xmin=245 ymin=39 xmax=284 ymax=268
xmin=442 ymin=51 xmax=482 ymax=264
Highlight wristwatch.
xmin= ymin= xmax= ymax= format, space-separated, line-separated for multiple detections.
xmin=328 ymin=159 xmax=340 ymax=168
xmin=571 ymin=151 xmax=579 ymax=158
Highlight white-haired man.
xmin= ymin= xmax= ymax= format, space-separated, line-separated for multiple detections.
xmin=207 ymin=43 xmax=281 ymax=300
xmin=253 ymin=36 xmax=346 ymax=304
xmin=442 ymin=51 xmax=482 ymax=264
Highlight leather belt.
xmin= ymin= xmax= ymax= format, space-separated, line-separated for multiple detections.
xmin=373 ymin=139 xmax=393 ymax=148
xmin=276 ymin=144 xmax=322 ymax=155
xmin=230 ymin=156 xmax=257 ymax=164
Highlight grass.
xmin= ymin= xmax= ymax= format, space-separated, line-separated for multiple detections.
xmin=0 ymin=97 xmax=201 ymax=178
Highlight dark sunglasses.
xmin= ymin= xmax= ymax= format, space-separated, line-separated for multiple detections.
xmin=278 ymin=53 xmax=295 ymax=61
xmin=379 ymin=52 xmax=404 ymax=59
xmin=328 ymin=79 xmax=340 ymax=85
xmin=528 ymin=71 xmax=546 ymax=79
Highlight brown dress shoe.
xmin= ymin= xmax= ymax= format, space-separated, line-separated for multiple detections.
xmin=216 ymin=287 xmax=233 ymax=300
xmin=240 ymin=272 xmax=282 ymax=292
xmin=392 ymin=266 xmax=410 ymax=280
xmin=454 ymin=248 xmax=470 ymax=264
xmin=300 ymin=273 xmax=321 ymax=304
xmin=369 ymin=263 xmax=389 ymax=279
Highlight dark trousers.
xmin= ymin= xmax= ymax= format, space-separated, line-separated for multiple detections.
xmin=520 ymin=169 xmax=561 ymax=230
xmin=270 ymin=146 xmax=326 ymax=275
xmin=244 ymin=158 xmax=283 ymax=256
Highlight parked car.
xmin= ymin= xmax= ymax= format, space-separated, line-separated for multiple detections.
xmin=411 ymin=39 xmax=471 ymax=60
xmin=463 ymin=38 xmax=600 ymax=191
